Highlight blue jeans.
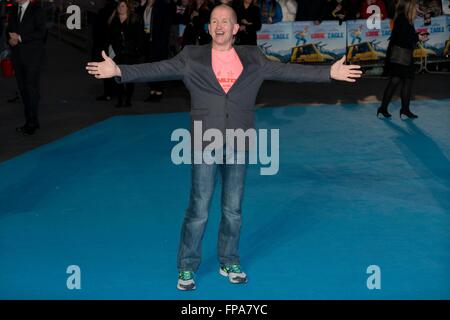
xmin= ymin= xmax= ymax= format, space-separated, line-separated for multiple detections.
xmin=177 ymin=150 xmax=247 ymax=272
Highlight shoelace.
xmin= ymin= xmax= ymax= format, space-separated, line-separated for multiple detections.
xmin=179 ymin=271 xmax=193 ymax=281
xmin=225 ymin=264 xmax=242 ymax=274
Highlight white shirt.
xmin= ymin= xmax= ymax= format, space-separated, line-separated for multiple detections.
xmin=18 ymin=1 xmax=30 ymax=22
xmin=17 ymin=1 xmax=30 ymax=43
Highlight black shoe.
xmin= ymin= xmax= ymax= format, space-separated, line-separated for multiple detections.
xmin=400 ymin=109 xmax=418 ymax=119
xmin=16 ymin=125 xmax=28 ymax=133
xmin=96 ymin=94 xmax=111 ymax=101
xmin=154 ymin=92 xmax=164 ymax=101
xmin=8 ymin=95 xmax=20 ymax=103
xmin=17 ymin=124 xmax=39 ymax=135
xmin=144 ymin=94 xmax=156 ymax=102
xmin=144 ymin=92 xmax=163 ymax=102
xmin=377 ymin=107 xmax=391 ymax=118
xmin=24 ymin=125 xmax=39 ymax=135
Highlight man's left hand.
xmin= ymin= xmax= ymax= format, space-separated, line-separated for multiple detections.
xmin=8 ymin=37 xmax=19 ymax=47
xmin=330 ymin=56 xmax=362 ymax=82
xmin=8 ymin=32 xmax=21 ymax=46
xmin=9 ymin=32 xmax=20 ymax=41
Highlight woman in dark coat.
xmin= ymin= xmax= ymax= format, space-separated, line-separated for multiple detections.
xmin=168 ymin=0 xmax=191 ymax=56
xmin=136 ymin=0 xmax=172 ymax=101
xmin=182 ymin=0 xmax=212 ymax=46
xmin=108 ymin=0 xmax=143 ymax=107
xmin=234 ymin=0 xmax=262 ymax=46
xmin=378 ymin=0 xmax=425 ymax=119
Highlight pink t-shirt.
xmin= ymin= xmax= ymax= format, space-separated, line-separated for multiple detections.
xmin=211 ymin=47 xmax=243 ymax=94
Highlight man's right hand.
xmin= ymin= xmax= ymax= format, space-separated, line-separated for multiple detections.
xmin=86 ymin=50 xmax=121 ymax=79
xmin=8 ymin=38 xmax=19 ymax=47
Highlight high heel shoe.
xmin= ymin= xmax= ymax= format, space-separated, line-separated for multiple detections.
xmin=377 ymin=107 xmax=391 ymax=118
xmin=400 ymin=109 xmax=418 ymax=119
xmin=16 ymin=124 xmax=39 ymax=135
xmin=96 ymin=94 xmax=111 ymax=101
xmin=145 ymin=91 xmax=164 ymax=102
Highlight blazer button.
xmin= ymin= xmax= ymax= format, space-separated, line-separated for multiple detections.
xmin=226 ymin=113 xmax=229 ymax=118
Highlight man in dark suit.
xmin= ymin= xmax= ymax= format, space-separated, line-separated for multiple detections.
xmin=87 ymin=4 xmax=361 ymax=291
xmin=6 ymin=0 xmax=47 ymax=135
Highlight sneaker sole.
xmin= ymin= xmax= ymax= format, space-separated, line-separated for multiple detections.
xmin=219 ymin=268 xmax=248 ymax=284
xmin=177 ymin=283 xmax=196 ymax=291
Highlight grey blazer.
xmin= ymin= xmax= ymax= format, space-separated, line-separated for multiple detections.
xmin=116 ymin=44 xmax=331 ymax=142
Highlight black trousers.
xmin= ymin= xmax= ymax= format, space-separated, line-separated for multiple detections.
xmin=144 ymin=40 xmax=167 ymax=92
xmin=12 ymin=55 xmax=42 ymax=127
xmin=380 ymin=76 xmax=414 ymax=112
xmin=116 ymin=83 xmax=135 ymax=104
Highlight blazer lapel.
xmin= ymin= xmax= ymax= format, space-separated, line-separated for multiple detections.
xmin=19 ymin=4 xmax=32 ymax=25
xmin=204 ymin=44 xmax=226 ymax=95
xmin=228 ymin=45 xmax=248 ymax=94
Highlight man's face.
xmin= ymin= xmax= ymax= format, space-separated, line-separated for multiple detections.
xmin=208 ymin=7 xmax=240 ymax=47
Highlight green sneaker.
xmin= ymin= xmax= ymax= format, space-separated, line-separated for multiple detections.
xmin=219 ymin=264 xmax=248 ymax=284
xmin=177 ymin=271 xmax=196 ymax=291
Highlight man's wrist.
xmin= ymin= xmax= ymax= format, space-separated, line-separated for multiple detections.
xmin=329 ymin=65 xmax=335 ymax=80
xmin=115 ymin=65 xmax=122 ymax=77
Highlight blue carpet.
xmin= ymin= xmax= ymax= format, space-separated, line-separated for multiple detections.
xmin=1 ymin=99 xmax=449 ymax=299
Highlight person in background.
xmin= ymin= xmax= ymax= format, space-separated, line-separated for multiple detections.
xmin=345 ymin=0 xmax=361 ymax=19
xmin=136 ymin=0 xmax=171 ymax=102
xmin=214 ymin=0 xmax=235 ymax=6
xmin=384 ymin=0 xmax=396 ymax=19
xmin=295 ymin=0 xmax=326 ymax=23
xmin=324 ymin=0 xmax=349 ymax=22
xmin=0 ymin=13 xmax=4 ymax=45
xmin=278 ymin=0 xmax=298 ymax=22
xmin=258 ymin=0 xmax=283 ymax=24
xmin=92 ymin=0 xmax=117 ymax=102
xmin=235 ymin=0 xmax=261 ymax=45
xmin=6 ymin=0 xmax=47 ymax=136
xmin=169 ymin=0 xmax=191 ymax=56
xmin=108 ymin=0 xmax=143 ymax=107
xmin=416 ymin=0 xmax=442 ymax=26
xmin=416 ymin=0 xmax=443 ymax=17
xmin=1 ymin=11 xmax=20 ymax=104
xmin=377 ymin=0 xmax=425 ymax=119
xmin=182 ymin=0 xmax=212 ymax=46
